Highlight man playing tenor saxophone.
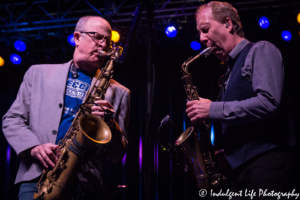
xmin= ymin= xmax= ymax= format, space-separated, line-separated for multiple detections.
xmin=2 ymin=16 xmax=130 ymax=199
xmin=186 ymin=1 xmax=297 ymax=196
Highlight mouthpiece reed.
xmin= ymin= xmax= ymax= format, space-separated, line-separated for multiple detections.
xmin=200 ymin=47 xmax=212 ymax=57
xmin=99 ymin=50 xmax=106 ymax=56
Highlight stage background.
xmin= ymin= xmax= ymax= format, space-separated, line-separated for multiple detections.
xmin=1 ymin=0 xmax=300 ymax=199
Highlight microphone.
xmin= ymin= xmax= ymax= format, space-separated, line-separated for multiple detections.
xmin=158 ymin=115 xmax=173 ymax=133
xmin=160 ymin=115 xmax=170 ymax=125
xmin=157 ymin=115 xmax=173 ymax=146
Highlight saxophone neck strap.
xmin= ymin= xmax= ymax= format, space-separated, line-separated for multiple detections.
xmin=68 ymin=137 xmax=96 ymax=160
xmin=70 ymin=63 xmax=79 ymax=78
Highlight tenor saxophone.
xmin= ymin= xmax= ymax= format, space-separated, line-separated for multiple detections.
xmin=33 ymin=46 xmax=123 ymax=200
xmin=175 ymin=47 xmax=226 ymax=189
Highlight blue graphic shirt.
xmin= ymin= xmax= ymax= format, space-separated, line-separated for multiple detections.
xmin=56 ymin=68 xmax=92 ymax=144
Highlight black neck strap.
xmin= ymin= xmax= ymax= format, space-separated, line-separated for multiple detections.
xmin=70 ymin=63 xmax=79 ymax=78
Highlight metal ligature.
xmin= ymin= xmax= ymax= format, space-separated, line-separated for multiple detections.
xmin=175 ymin=47 xmax=227 ymax=189
xmin=33 ymin=46 xmax=123 ymax=200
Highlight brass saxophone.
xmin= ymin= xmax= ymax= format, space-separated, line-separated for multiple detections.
xmin=33 ymin=46 xmax=123 ymax=200
xmin=175 ymin=47 xmax=226 ymax=189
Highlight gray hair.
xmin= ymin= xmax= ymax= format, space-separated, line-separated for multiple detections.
xmin=74 ymin=16 xmax=111 ymax=33
xmin=75 ymin=16 xmax=90 ymax=32
xmin=195 ymin=1 xmax=244 ymax=38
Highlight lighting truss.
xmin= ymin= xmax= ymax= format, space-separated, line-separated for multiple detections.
xmin=1 ymin=0 xmax=300 ymax=36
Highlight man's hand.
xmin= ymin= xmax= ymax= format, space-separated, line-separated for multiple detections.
xmin=30 ymin=143 xmax=61 ymax=168
xmin=186 ymin=97 xmax=212 ymax=123
xmin=92 ymin=100 xmax=115 ymax=122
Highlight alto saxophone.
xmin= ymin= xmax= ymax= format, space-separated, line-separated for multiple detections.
xmin=33 ymin=46 xmax=123 ymax=200
xmin=175 ymin=47 xmax=226 ymax=189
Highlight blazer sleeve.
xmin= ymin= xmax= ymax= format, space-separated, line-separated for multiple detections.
xmin=117 ymin=88 xmax=130 ymax=143
xmin=2 ymin=66 xmax=42 ymax=157
xmin=105 ymin=87 xmax=130 ymax=163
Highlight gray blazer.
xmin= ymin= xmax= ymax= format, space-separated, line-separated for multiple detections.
xmin=2 ymin=60 xmax=130 ymax=186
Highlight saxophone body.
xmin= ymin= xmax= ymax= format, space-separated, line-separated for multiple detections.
xmin=176 ymin=47 xmax=226 ymax=189
xmin=33 ymin=46 xmax=123 ymax=200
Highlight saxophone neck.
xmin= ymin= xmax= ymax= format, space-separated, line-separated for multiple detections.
xmin=184 ymin=54 xmax=201 ymax=70
xmin=181 ymin=46 xmax=212 ymax=75
xmin=181 ymin=47 xmax=213 ymax=101
xmin=99 ymin=46 xmax=123 ymax=60
xmin=97 ymin=46 xmax=123 ymax=79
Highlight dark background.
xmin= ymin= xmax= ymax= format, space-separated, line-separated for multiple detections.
xmin=1 ymin=0 xmax=300 ymax=200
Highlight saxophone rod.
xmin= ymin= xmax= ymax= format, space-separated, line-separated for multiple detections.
xmin=99 ymin=46 xmax=123 ymax=57
xmin=185 ymin=46 xmax=212 ymax=67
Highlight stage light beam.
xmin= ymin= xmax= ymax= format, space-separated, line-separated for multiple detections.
xmin=68 ymin=35 xmax=76 ymax=46
xmin=190 ymin=41 xmax=201 ymax=51
xmin=282 ymin=31 xmax=292 ymax=41
xmin=0 ymin=56 xmax=4 ymax=67
xmin=10 ymin=54 xmax=22 ymax=65
xmin=14 ymin=40 xmax=26 ymax=51
xmin=297 ymin=13 xmax=300 ymax=24
xmin=165 ymin=26 xmax=177 ymax=38
xmin=111 ymin=30 xmax=120 ymax=43
xmin=259 ymin=17 xmax=269 ymax=29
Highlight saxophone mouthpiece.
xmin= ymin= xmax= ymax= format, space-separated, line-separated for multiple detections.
xmin=99 ymin=50 xmax=106 ymax=57
xmin=200 ymin=47 xmax=212 ymax=57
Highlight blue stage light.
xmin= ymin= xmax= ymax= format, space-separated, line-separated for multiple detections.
xmin=68 ymin=35 xmax=75 ymax=46
xmin=10 ymin=54 xmax=22 ymax=65
xmin=211 ymin=123 xmax=215 ymax=146
xmin=259 ymin=17 xmax=269 ymax=29
xmin=282 ymin=31 xmax=292 ymax=41
xmin=190 ymin=41 xmax=201 ymax=51
xmin=165 ymin=26 xmax=177 ymax=38
xmin=14 ymin=40 xmax=26 ymax=51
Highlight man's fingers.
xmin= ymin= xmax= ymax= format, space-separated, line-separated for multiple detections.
xmin=53 ymin=146 xmax=61 ymax=158
xmin=91 ymin=106 xmax=115 ymax=113
xmin=94 ymin=100 xmax=113 ymax=109
xmin=30 ymin=144 xmax=59 ymax=167
xmin=36 ymin=153 xmax=49 ymax=168
xmin=43 ymin=155 xmax=55 ymax=168
xmin=91 ymin=111 xmax=105 ymax=117
xmin=199 ymin=97 xmax=210 ymax=102
xmin=186 ymin=104 xmax=196 ymax=114
xmin=45 ymin=148 xmax=58 ymax=163
xmin=187 ymin=110 xmax=196 ymax=119
xmin=40 ymin=149 xmax=55 ymax=168
xmin=186 ymin=100 xmax=198 ymax=108
xmin=91 ymin=106 xmax=106 ymax=111
xmin=45 ymin=143 xmax=58 ymax=148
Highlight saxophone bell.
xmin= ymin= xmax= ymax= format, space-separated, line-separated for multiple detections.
xmin=79 ymin=113 xmax=112 ymax=146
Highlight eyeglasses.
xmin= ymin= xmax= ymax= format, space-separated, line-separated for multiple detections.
xmin=80 ymin=31 xmax=111 ymax=44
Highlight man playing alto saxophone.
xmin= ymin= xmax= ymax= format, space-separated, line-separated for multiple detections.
xmin=186 ymin=1 xmax=297 ymax=196
xmin=2 ymin=16 xmax=130 ymax=199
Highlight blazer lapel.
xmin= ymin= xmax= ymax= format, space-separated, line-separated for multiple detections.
xmin=54 ymin=60 xmax=72 ymax=99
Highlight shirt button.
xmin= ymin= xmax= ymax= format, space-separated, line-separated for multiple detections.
xmin=52 ymin=130 xmax=58 ymax=135
xmin=59 ymin=103 xmax=63 ymax=108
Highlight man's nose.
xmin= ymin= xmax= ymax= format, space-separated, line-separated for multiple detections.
xmin=200 ymin=34 xmax=208 ymax=45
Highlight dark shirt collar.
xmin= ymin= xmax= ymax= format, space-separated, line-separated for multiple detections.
xmin=226 ymin=39 xmax=249 ymax=68
xmin=229 ymin=39 xmax=249 ymax=59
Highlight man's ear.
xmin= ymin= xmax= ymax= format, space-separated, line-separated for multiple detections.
xmin=225 ymin=17 xmax=233 ymax=32
xmin=74 ymin=32 xmax=81 ymax=46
